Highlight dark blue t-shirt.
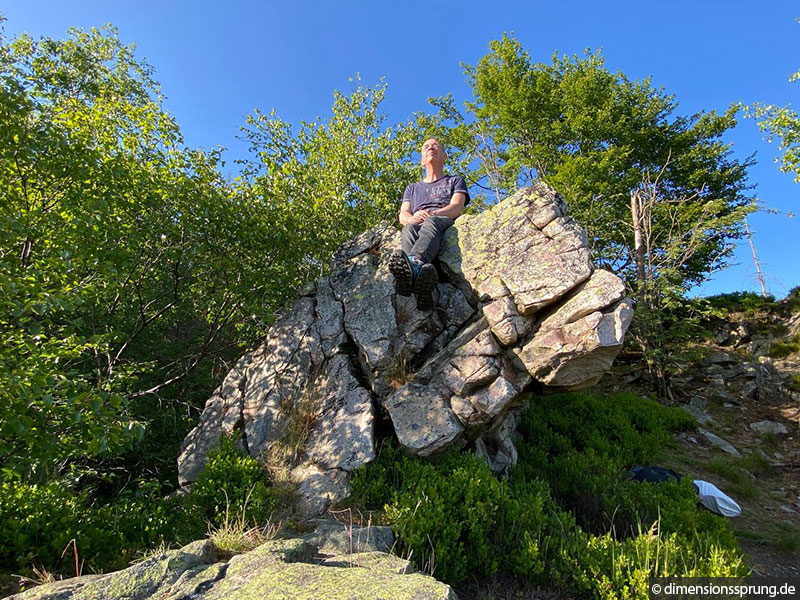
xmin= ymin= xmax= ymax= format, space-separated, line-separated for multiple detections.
xmin=402 ymin=174 xmax=470 ymax=214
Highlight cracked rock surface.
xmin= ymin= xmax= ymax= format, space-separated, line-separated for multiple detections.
xmin=177 ymin=184 xmax=633 ymax=516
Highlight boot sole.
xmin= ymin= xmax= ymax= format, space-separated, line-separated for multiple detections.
xmin=388 ymin=250 xmax=413 ymax=296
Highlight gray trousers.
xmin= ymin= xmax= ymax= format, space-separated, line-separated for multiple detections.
xmin=401 ymin=216 xmax=455 ymax=264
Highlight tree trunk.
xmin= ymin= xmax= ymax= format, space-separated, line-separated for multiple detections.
xmin=744 ymin=218 xmax=768 ymax=297
xmin=630 ymin=190 xmax=646 ymax=288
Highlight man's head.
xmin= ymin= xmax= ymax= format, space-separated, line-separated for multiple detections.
xmin=420 ymin=138 xmax=446 ymax=172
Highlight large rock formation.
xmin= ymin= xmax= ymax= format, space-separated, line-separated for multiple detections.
xmin=178 ymin=184 xmax=634 ymax=515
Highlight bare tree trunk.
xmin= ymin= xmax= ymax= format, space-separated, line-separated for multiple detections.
xmin=630 ymin=190 xmax=646 ymax=288
xmin=631 ymin=188 xmax=672 ymax=400
xmin=744 ymin=218 xmax=768 ymax=297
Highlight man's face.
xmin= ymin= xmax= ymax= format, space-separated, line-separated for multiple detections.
xmin=421 ymin=138 xmax=445 ymax=168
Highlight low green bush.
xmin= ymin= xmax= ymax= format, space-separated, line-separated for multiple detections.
xmin=785 ymin=286 xmax=800 ymax=312
xmin=769 ymin=334 xmax=800 ymax=358
xmin=350 ymin=391 xmax=746 ymax=598
xmin=354 ymin=442 xmax=506 ymax=582
xmin=703 ymin=291 xmax=777 ymax=313
xmin=565 ymin=526 xmax=745 ymax=600
xmin=183 ymin=433 xmax=277 ymax=529
xmin=0 ymin=434 xmax=276 ymax=577
xmin=514 ymin=393 xmax=732 ymax=543
xmin=352 ymin=442 xmax=568 ymax=582
xmin=0 ymin=477 xmax=185 ymax=574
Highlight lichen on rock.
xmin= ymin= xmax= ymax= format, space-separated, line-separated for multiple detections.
xmin=10 ymin=526 xmax=455 ymax=600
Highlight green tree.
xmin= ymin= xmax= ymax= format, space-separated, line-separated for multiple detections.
xmin=0 ymin=22 xmax=455 ymax=483
xmin=235 ymin=77 xmax=458 ymax=297
xmin=460 ymin=35 xmax=755 ymax=394
xmin=463 ymin=35 xmax=754 ymax=287
xmin=749 ymin=69 xmax=800 ymax=182
xmin=0 ymin=24 xmax=275 ymax=481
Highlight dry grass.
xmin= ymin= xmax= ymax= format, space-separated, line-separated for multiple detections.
xmin=130 ymin=540 xmax=174 ymax=565
xmin=16 ymin=565 xmax=58 ymax=590
xmin=387 ymin=355 xmax=413 ymax=389
xmin=274 ymin=374 xmax=322 ymax=466
xmin=209 ymin=519 xmax=280 ymax=556
xmin=208 ymin=488 xmax=281 ymax=557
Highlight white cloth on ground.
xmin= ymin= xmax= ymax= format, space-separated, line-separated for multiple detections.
xmin=693 ymin=479 xmax=742 ymax=517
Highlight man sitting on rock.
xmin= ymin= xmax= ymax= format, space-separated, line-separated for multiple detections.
xmin=389 ymin=138 xmax=470 ymax=311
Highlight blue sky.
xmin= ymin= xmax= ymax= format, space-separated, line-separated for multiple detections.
xmin=4 ymin=1 xmax=799 ymax=297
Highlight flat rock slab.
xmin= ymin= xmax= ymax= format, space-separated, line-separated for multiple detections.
xmin=682 ymin=404 xmax=719 ymax=428
xmin=750 ymin=420 xmax=789 ymax=435
xmin=699 ymin=428 xmax=742 ymax=457
xmin=303 ymin=519 xmax=395 ymax=555
xmin=10 ymin=533 xmax=455 ymax=600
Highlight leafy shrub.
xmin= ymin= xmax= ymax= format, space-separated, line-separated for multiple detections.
xmin=565 ymin=526 xmax=745 ymax=600
xmin=184 ymin=434 xmax=277 ymax=529
xmin=350 ymin=438 xmax=405 ymax=510
xmin=352 ymin=441 xmax=564 ymax=583
xmin=785 ymin=286 xmax=800 ymax=312
xmin=350 ymin=392 xmax=745 ymax=597
xmin=703 ymin=291 xmax=777 ymax=313
xmin=0 ymin=477 xmax=184 ymax=574
xmin=0 ymin=434 xmax=279 ymax=577
xmin=496 ymin=477 xmax=572 ymax=579
xmin=514 ymin=392 xmax=710 ymax=536
xmin=354 ymin=443 xmax=501 ymax=581
xmin=384 ymin=454 xmax=503 ymax=582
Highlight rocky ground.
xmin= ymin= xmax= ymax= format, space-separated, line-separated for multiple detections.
xmin=599 ymin=295 xmax=800 ymax=578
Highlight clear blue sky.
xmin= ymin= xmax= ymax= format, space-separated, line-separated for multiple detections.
xmin=4 ymin=1 xmax=798 ymax=297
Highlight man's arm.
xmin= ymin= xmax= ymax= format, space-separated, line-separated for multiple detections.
xmin=399 ymin=201 xmax=429 ymax=225
xmin=431 ymin=192 xmax=467 ymax=219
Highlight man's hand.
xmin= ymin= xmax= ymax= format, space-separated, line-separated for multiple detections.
xmin=411 ymin=209 xmax=430 ymax=224
xmin=399 ymin=201 xmax=429 ymax=226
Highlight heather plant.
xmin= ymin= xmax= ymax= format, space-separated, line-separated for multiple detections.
xmin=513 ymin=392 xmax=733 ymax=543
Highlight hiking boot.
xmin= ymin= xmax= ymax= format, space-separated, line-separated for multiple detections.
xmin=388 ymin=249 xmax=413 ymax=296
xmin=414 ymin=263 xmax=439 ymax=311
